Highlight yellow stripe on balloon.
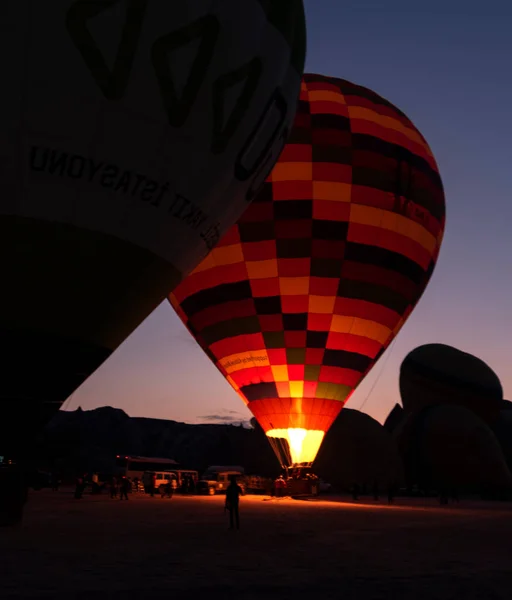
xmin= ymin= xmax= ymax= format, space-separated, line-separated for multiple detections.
xmin=209 ymin=244 xmax=244 ymax=267
xmin=312 ymin=181 xmax=352 ymax=202
xmin=279 ymin=277 xmax=310 ymax=296
xmin=348 ymin=106 xmax=431 ymax=153
xmin=270 ymin=162 xmax=313 ymax=182
xmin=246 ymin=259 xmax=278 ymax=279
xmin=289 ymin=381 xmax=305 ymax=398
xmin=271 ymin=365 xmax=289 ymax=382
xmin=350 ymin=204 xmax=436 ymax=254
xmin=307 ymin=90 xmax=347 ymax=105
xmin=331 ymin=315 xmax=392 ymax=344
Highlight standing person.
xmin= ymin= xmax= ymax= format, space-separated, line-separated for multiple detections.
xmin=225 ymin=475 xmax=242 ymax=530
xmin=110 ymin=477 xmax=118 ymax=499
xmin=74 ymin=475 xmax=84 ymax=499
xmin=150 ymin=473 xmax=156 ymax=497
xmin=91 ymin=473 xmax=99 ymax=495
xmin=274 ymin=475 xmax=286 ymax=498
xmin=120 ymin=476 xmax=130 ymax=500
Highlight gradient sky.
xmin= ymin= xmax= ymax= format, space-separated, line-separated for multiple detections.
xmin=66 ymin=1 xmax=512 ymax=426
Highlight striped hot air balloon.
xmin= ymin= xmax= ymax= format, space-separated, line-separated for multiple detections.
xmin=170 ymin=73 xmax=445 ymax=468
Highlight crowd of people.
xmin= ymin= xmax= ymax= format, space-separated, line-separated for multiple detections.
xmin=70 ymin=472 xmax=200 ymax=500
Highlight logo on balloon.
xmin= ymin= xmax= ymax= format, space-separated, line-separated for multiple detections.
xmin=66 ymin=0 xmax=291 ymax=203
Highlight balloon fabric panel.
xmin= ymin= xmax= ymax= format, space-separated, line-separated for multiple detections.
xmin=171 ymin=74 xmax=445 ymax=466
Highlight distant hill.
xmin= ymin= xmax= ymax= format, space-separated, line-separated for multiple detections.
xmin=38 ymin=406 xmax=280 ymax=477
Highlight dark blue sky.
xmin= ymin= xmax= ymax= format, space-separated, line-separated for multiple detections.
xmin=69 ymin=1 xmax=512 ymax=424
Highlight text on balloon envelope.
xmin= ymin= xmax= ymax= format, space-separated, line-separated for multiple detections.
xmin=28 ymin=145 xmax=220 ymax=243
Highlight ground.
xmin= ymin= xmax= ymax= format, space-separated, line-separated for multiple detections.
xmin=1 ymin=489 xmax=512 ymax=599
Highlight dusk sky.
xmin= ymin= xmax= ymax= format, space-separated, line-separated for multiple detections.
xmin=67 ymin=1 xmax=512 ymax=426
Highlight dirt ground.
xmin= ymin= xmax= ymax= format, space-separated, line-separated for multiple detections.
xmin=1 ymin=489 xmax=511 ymax=600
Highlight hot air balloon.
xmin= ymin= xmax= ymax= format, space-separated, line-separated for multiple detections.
xmin=400 ymin=344 xmax=503 ymax=422
xmin=170 ymin=73 xmax=445 ymax=470
xmin=0 ymin=0 xmax=306 ymax=464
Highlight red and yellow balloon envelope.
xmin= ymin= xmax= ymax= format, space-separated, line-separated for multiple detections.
xmin=170 ymin=74 xmax=446 ymax=468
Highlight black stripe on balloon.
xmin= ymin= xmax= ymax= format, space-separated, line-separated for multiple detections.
xmin=180 ymin=281 xmax=252 ymax=316
xmin=312 ymin=145 xmax=352 ymax=165
xmin=310 ymin=113 xmax=351 ymax=131
xmin=344 ymin=243 xmax=425 ymax=284
xmin=201 ymin=316 xmax=261 ymax=346
xmin=337 ymin=279 xmax=409 ymax=315
xmin=352 ymin=134 xmax=444 ymax=220
xmin=312 ymin=220 xmax=349 ymax=241
xmin=355 ymin=135 xmax=442 ymax=189
xmin=304 ymin=365 xmax=321 ymax=381
xmin=273 ymin=200 xmax=312 ymax=220
xmin=238 ymin=221 xmax=276 ymax=243
xmin=263 ymin=332 xmax=286 ymax=349
xmin=287 ymin=121 xmax=312 ymax=145
xmin=352 ymin=166 xmax=396 ymax=195
xmin=323 ymin=349 xmax=372 ymax=372
xmin=276 ymin=238 xmax=311 ymax=258
xmin=306 ymin=331 xmax=329 ymax=348
xmin=310 ymin=258 xmax=342 ymax=278
xmin=286 ymin=348 xmax=306 ymax=364
xmin=282 ymin=313 xmax=308 ymax=330
xmin=254 ymin=296 xmax=282 ymax=314
xmin=240 ymin=381 xmax=278 ymax=401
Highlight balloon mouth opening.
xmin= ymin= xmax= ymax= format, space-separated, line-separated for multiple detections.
xmin=266 ymin=428 xmax=325 ymax=467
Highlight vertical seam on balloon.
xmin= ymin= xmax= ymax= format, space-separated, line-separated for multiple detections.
xmin=344 ymin=86 xmax=358 ymax=355
xmin=304 ymin=78 xmax=324 ymax=414
xmin=238 ymin=0 xmax=287 ymax=398
xmin=304 ymin=78 xmax=315 ymax=401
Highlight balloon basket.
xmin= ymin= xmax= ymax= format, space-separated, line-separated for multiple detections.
xmin=286 ymin=477 xmax=319 ymax=497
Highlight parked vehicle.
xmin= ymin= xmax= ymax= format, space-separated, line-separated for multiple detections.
xmin=115 ymin=455 xmax=178 ymax=480
xmin=142 ymin=470 xmax=177 ymax=495
xmin=197 ymin=466 xmax=247 ymax=496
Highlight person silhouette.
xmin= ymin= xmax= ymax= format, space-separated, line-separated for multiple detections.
xmin=225 ymin=475 xmax=242 ymax=530
xmin=120 ymin=476 xmax=130 ymax=500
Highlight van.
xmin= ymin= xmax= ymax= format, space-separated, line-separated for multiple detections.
xmin=142 ymin=470 xmax=177 ymax=494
